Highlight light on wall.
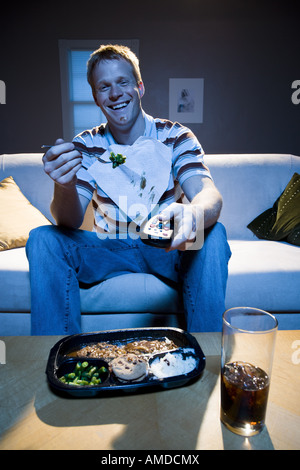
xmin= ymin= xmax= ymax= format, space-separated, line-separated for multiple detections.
xmin=0 ymin=80 xmax=6 ymax=104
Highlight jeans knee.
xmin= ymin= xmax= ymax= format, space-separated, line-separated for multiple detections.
xmin=206 ymin=221 xmax=225 ymax=239
xmin=26 ymin=225 xmax=62 ymax=257
xmin=206 ymin=222 xmax=227 ymax=245
xmin=28 ymin=224 xmax=52 ymax=242
xmin=202 ymin=222 xmax=231 ymax=260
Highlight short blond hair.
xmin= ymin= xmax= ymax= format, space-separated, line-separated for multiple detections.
xmin=87 ymin=44 xmax=142 ymax=93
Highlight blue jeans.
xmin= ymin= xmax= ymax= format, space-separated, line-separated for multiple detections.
xmin=26 ymin=222 xmax=231 ymax=335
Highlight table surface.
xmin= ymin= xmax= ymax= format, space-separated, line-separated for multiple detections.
xmin=0 ymin=331 xmax=299 ymax=450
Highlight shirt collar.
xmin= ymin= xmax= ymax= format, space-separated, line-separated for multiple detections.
xmin=103 ymin=111 xmax=156 ymax=145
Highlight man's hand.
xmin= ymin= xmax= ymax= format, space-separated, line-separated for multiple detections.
xmin=159 ymin=202 xmax=204 ymax=252
xmin=42 ymin=138 xmax=82 ymax=188
xmin=158 ymin=175 xmax=223 ymax=252
xmin=43 ymin=139 xmax=88 ymax=228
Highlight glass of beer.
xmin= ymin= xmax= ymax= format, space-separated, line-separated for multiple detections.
xmin=220 ymin=307 xmax=278 ymax=436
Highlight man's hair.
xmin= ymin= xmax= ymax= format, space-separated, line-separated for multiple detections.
xmin=87 ymin=44 xmax=142 ymax=93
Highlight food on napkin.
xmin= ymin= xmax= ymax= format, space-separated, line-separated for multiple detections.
xmin=88 ymin=136 xmax=172 ymax=226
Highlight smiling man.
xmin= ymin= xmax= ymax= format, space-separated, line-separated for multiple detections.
xmin=26 ymin=44 xmax=231 ymax=335
xmin=89 ymin=51 xmax=145 ymax=144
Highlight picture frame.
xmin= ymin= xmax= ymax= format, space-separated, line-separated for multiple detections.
xmin=169 ymin=78 xmax=204 ymax=123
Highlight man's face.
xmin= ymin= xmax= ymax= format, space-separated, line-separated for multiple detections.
xmin=92 ymin=58 xmax=144 ymax=132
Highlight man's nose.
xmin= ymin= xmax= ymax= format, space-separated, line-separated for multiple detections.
xmin=109 ymin=84 xmax=122 ymax=100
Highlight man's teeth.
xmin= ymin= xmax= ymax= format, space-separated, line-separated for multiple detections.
xmin=112 ymin=102 xmax=128 ymax=110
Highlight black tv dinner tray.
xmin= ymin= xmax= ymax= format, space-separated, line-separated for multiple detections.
xmin=46 ymin=327 xmax=206 ymax=397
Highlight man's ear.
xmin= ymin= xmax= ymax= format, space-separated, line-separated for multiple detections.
xmin=138 ymin=81 xmax=145 ymax=98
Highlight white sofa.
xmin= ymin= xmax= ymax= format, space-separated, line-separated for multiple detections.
xmin=1 ymin=152 xmax=300 ymax=335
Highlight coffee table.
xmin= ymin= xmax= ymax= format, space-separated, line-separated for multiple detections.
xmin=0 ymin=331 xmax=299 ymax=450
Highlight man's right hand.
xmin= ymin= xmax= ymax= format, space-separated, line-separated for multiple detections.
xmin=42 ymin=138 xmax=82 ymax=188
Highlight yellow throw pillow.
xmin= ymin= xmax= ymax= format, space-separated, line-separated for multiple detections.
xmin=0 ymin=176 xmax=51 ymax=251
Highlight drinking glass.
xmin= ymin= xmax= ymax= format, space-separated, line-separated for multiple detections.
xmin=220 ymin=307 xmax=278 ymax=436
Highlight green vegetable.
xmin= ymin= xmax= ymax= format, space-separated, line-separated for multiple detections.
xmin=109 ymin=151 xmax=126 ymax=168
xmin=66 ymin=372 xmax=76 ymax=380
xmin=59 ymin=361 xmax=108 ymax=386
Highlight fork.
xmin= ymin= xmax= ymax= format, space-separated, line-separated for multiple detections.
xmin=41 ymin=145 xmax=111 ymax=164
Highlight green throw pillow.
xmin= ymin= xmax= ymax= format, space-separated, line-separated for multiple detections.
xmin=247 ymin=172 xmax=300 ymax=246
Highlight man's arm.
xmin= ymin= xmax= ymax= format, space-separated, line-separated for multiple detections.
xmin=160 ymin=175 xmax=223 ymax=251
xmin=182 ymin=174 xmax=223 ymax=229
xmin=43 ymin=139 xmax=90 ymax=228
xmin=51 ymin=184 xmax=90 ymax=228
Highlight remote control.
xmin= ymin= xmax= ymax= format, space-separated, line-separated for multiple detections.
xmin=140 ymin=215 xmax=174 ymax=248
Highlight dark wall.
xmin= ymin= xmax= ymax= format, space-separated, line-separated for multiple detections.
xmin=0 ymin=0 xmax=299 ymax=154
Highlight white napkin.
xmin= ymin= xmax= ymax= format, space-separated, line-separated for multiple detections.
xmin=88 ymin=136 xmax=172 ymax=225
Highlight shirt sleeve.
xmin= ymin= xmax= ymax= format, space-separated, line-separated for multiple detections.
xmin=73 ymin=133 xmax=96 ymax=201
xmin=171 ymin=125 xmax=212 ymax=186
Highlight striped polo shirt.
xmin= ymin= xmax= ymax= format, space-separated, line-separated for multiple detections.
xmin=74 ymin=112 xmax=211 ymax=235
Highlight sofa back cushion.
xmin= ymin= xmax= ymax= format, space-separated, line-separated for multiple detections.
xmin=0 ymin=153 xmax=55 ymax=224
xmin=1 ymin=153 xmax=300 ymax=240
xmin=204 ymin=154 xmax=300 ymax=240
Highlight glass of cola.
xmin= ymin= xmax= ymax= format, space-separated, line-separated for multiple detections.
xmin=220 ymin=307 xmax=278 ymax=436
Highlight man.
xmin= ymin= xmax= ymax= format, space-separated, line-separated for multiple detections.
xmin=26 ymin=44 xmax=231 ymax=335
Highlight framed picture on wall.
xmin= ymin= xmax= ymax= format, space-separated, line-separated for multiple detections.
xmin=169 ymin=78 xmax=204 ymax=123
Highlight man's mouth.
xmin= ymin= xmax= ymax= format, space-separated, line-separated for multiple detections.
xmin=109 ymin=101 xmax=130 ymax=111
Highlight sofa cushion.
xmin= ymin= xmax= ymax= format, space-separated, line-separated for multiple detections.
xmin=247 ymin=173 xmax=300 ymax=245
xmin=0 ymin=176 xmax=51 ymax=251
xmin=205 ymin=154 xmax=300 ymax=240
xmin=0 ymin=247 xmax=31 ymax=311
xmin=0 ymin=247 xmax=179 ymax=313
xmin=80 ymin=273 xmax=179 ymax=313
xmin=2 ymin=240 xmax=299 ymax=316
xmin=226 ymin=239 xmax=300 ymax=312
xmin=0 ymin=154 xmax=55 ymax=223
